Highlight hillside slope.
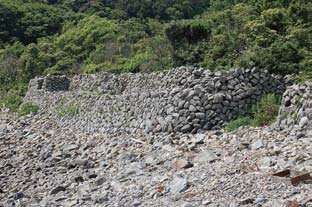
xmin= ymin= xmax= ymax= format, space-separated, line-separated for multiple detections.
xmin=0 ymin=71 xmax=311 ymax=207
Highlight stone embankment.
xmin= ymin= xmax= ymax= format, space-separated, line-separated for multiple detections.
xmin=24 ymin=67 xmax=286 ymax=133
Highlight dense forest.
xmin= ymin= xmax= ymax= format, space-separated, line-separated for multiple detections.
xmin=0 ymin=0 xmax=311 ymax=110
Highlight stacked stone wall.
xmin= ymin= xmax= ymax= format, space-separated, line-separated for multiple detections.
xmin=24 ymin=67 xmax=286 ymax=133
xmin=27 ymin=75 xmax=70 ymax=91
xmin=275 ymin=82 xmax=312 ymax=138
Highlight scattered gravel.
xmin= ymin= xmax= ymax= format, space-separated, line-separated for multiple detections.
xmin=0 ymin=112 xmax=311 ymax=207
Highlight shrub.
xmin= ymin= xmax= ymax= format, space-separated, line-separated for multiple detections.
xmin=18 ymin=102 xmax=39 ymax=116
xmin=225 ymin=93 xmax=281 ymax=131
xmin=289 ymin=71 xmax=312 ymax=83
xmin=252 ymin=93 xmax=281 ymax=126
xmin=0 ymin=89 xmax=23 ymax=112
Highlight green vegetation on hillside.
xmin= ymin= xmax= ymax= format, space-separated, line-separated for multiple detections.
xmin=225 ymin=93 xmax=281 ymax=132
xmin=18 ymin=102 xmax=39 ymax=116
xmin=0 ymin=0 xmax=311 ymax=111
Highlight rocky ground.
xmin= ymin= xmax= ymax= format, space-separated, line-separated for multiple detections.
xmin=0 ymin=111 xmax=311 ymax=207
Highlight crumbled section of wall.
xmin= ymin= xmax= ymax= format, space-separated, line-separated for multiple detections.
xmin=275 ymin=82 xmax=312 ymax=138
xmin=24 ymin=67 xmax=286 ymax=133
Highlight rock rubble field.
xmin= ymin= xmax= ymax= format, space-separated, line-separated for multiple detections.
xmin=1 ymin=112 xmax=311 ymax=207
xmin=1 ymin=68 xmax=311 ymax=207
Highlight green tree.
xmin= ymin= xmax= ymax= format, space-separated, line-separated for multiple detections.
xmin=19 ymin=44 xmax=43 ymax=81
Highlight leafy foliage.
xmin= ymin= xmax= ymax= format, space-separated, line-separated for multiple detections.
xmin=0 ymin=0 xmax=311 ymax=110
xmin=225 ymin=93 xmax=281 ymax=131
xmin=19 ymin=102 xmax=39 ymax=116
xmin=0 ymin=89 xmax=23 ymax=112
xmin=80 ymin=0 xmax=210 ymax=20
xmin=252 ymin=93 xmax=281 ymax=126
xmin=290 ymin=71 xmax=312 ymax=83
xmin=165 ymin=2 xmax=312 ymax=73
xmin=0 ymin=0 xmax=79 ymax=45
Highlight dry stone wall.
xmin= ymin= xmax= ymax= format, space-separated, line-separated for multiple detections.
xmin=27 ymin=75 xmax=70 ymax=92
xmin=275 ymin=81 xmax=312 ymax=138
xmin=24 ymin=67 xmax=286 ymax=133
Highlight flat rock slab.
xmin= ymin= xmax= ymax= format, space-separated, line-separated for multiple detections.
xmin=169 ymin=177 xmax=188 ymax=193
xmin=194 ymin=150 xmax=218 ymax=163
